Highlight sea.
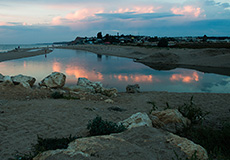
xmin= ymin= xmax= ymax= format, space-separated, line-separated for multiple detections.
xmin=0 ymin=44 xmax=53 ymax=53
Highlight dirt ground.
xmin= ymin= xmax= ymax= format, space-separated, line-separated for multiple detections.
xmin=0 ymin=84 xmax=230 ymax=159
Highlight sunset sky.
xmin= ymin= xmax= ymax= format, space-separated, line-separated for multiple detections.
xmin=0 ymin=0 xmax=230 ymax=44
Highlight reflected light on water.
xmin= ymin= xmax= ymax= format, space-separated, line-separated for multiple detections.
xmin=0 ymin=49 xmax=229 ymax=93
xmin=170 ymin=71 xmax=200 ymax=83
xmin=65 ymin=65 xmax=104 ymax=82
xmin=52 ymin=61 xmax=61 ymax=72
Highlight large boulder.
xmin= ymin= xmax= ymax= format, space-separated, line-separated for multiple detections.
xmin=33 ymin=127 xmax=190 ymax=160
xmin=119 ymin=112 xmax=152 ymax=129
xmin=166 ymin=133 xmax=208 ymax=160
xmin=77 ymin=78 xmax=103 ymax=93
xmin=11 ymin=74 xmax=36 ymax=88
xmin=150 ymin=109 xmax=191 ymax=133
xmin=39 ymin=72 xmax=66 ymax=88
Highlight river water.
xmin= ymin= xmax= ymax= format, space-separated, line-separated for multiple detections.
xmin=0 ymin=48 xmax=229 ymax=93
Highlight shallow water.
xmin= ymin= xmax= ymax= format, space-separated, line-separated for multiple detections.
xmin=0 ymin=49 xmax=229 ymax=93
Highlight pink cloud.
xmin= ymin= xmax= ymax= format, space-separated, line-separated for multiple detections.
xmin=170 ymin=71 xmax=200 ymax=83
xmin=171 ymin=5 xmax=202 ymax=17
xmin=51 ymin=6 xmax=158 ymax=26
xmin=113 ymin=6 xmax=157 ymax=13
xmin=0 ymin=22 xmax=15 ymax=26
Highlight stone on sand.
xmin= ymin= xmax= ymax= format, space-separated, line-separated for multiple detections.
xmin=39 ymin=72 xmax=66 ymax=88
xmin=150 ymin=109 xmax=191 ymax=133
xmin=11 ymin=74 xmax=36 ymax=88
xmin=119 ymin=112 xmax=152 ymax=129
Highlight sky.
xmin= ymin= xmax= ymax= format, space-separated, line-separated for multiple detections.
xmin=0 ymin=0 xmax=230 ymax=44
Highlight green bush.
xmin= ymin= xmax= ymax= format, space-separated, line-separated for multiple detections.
xmin=179 ymin=123 xmax=230 ymax=159
xmin=51 ymin=92 xmax=64 ymax=99
xmin=87 ymin=116 xmax=126 ymax=136
xmin=11 ymin=135 xmax=78 ymax=160
xmin=147 ymin=101 xmax=158 ymax=114
xmin=178 ymin=96 xmax=209 ymax=124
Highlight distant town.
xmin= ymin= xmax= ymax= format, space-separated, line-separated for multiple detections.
xmin=54 ymin=32 xmax=230 ymax=48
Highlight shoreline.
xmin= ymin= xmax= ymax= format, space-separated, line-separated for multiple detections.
xmin=0 ymin=47 xmax=53 ymax=62
xmin=58 ymin=45 xmax=230 ymax=76
xmin=1 ymin=45 xmax=230 ymax=76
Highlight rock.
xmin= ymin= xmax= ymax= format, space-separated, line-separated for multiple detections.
xmin=101 ymin=87 xmax=118 ymax=97
xmin=104 ymin=99 xmax=114 ymax=103
xmin=150 ymin=109 xmax=191 ymax=133
xmin=2 ymin=76 xmax=14 ymax=86
xmin=126 ymin=84 xmax=140 ymax=93
xmin=39 ymin=72 xmax=66 ymax=88
xmin=119 ymin=112 xmax=152 ymax=129
xmin=77 ymin=78 xmax=103 ymax=93
xmin=11 ymin=74 xmax=36 ymax=88
xmin=166 ymin=133 xmax=208 ymax=160
xmin=33 ymin=127 xmax=195 ymax=160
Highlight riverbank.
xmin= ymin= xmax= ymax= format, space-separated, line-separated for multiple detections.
xmin=0 ymin=48 xmax=52 ymax=62
xmin=58 ymin=45 xmax=230 ymax=76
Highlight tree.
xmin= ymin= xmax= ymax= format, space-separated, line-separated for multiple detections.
xmin=158 ymin=38 xmax=168 ymax=47
xmin=97 ymin=32 xmax=103 ymax=39
xmin=203 ymin=35 xmax=208 ymax=42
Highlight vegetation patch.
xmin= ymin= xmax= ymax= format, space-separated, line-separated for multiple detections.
xmin=51 ymin=91 xmax=79 ymax=100
xmin=87 ymin=116 xmax=126 ymax=136
xmin=177 ymin=96 xmax=210 ymax=125
xmin=10 ymin=135 xmax=78 ymax=160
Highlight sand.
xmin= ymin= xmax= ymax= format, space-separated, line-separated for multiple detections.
xmin=0 ymin=45 xmax=230 ymax=159
xmin=0 ymin=48 xmax=52 ymax=62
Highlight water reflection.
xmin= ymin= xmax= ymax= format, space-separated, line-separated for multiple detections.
xmin=0 ymin=49 xmax=229 ymax=93
xmin=170 ymin=71 xmax=200 ymax=83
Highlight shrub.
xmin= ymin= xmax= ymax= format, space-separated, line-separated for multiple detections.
xmin=177 ymin=96 xmax=209 ymax=124
xmin=51 ymin=92 xmax=64 ymax=99
xmin=179 ymin=123 xmax=230 ymax=159
xmin=157 ymin=38 xmax=168 ymax=47
xmin=87 ymin=116 xmax=126 ymax=136
xmin=147 ymin=101 xmax=158 ymax=114
xmin=11 ymin=135 xmax=78 ymax=160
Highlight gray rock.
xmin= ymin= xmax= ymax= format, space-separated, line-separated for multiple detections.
xmin=11 ymin=74 xmax=36 ymax=88
xmin=39 ymin=72 xmax=66 ymax=88
xmin=126 ymin=84 xmax=140 ymax=93
xmin=77 ymin=78 xmax=103 ymax=93
xmin=33 ymin=127 xmax=197 ymax=160
xmin=119 ymin=112 xmax=152 ymax=129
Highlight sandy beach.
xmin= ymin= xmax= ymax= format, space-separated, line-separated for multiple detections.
xmin=0 ymin=45 xmax=230 ymax=159
xmin=0 ymin=48 xmax=52 ymax=62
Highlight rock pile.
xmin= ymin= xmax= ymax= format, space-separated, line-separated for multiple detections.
xmin=34 ymin=111 xmax=208 ymax=160
xmin=0 ymin=73 xmax=36 ymax=88
xmin=0 ymin=72 xmax=118 ymax=98
xmin=65 ymin=77 xmax=118 ymax=97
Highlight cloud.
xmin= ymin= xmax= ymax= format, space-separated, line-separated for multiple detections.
xmin=96 ymin=12 xmax=181 ymax=20
xmin=171 ymin=5 xmax=202 ymax=17
xmin=205 ymin=0 xmax=230 ymax=9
